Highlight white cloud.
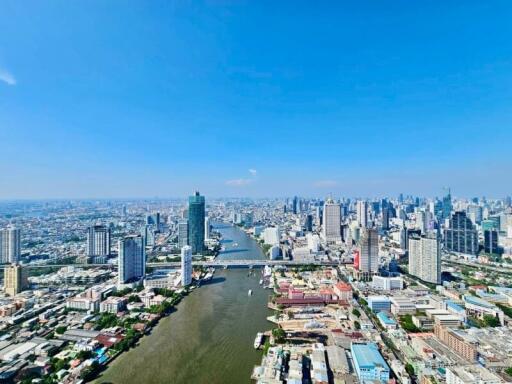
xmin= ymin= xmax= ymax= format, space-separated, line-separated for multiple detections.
xmin=0 ymin=69 xmax=16 ymax=86
xmin=226 ymin=169 xmax=258 ymax=187
xmin=313 ymin=180 xmax=338 ymax=188
xmin=226 ymin=178 xmax=252 ymax=186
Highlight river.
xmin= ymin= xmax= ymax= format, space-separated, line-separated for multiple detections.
xmin=95 ymin=223 xmax=271 ymax=384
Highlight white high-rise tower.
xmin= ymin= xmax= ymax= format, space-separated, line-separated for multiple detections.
xmin=0 ymin=225 xmax=21 ymax=264
xmin=322 ymin=198 xmax=341 ymax=243
xmin=181 ymin=245 xmax=192 ymax=286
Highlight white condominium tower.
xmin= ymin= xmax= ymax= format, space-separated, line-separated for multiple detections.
xmin=356 ymin=200 xmax=368 ymax=228
xmin=118 ymin=235 xmax=145 ymax=285
xmin=0 ymin=225 xmax=21 ymax=264
xmin=408 ymin=233 xmax=441 ymax=284
xmin=322 ymin=198 xmax=341 ymax=243
xmin=181 ymin=245 xmax=192 ymax=286
xmin=87 ymin=224 xmax=111 ymax=257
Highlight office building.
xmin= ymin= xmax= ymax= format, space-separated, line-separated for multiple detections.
xmin=444 ymin=211 xmax=479 ymax=256
xmin=408 ymin=233 xmax=441 ymax=284
xmin=4 ymin=264 xmax=27 ymax=296
xmin=322 ymin=198 xmax=341 ymax=243
xmin=367 ymin=296 xmax=391 ymax=312
xmin=305 ymin=214 xmax=313 ymax=232
xmin=358 ymin=228 xmax=379 ymax=277
xmin=483 ymin=229 xmax=499 ymax=255
xmin=146 ymin=212 xmax=161 ymax=232
xmin=351 ymin=343 xmax=390 ymax=383
xmin=0 ymin=225 xmax=21 ymax=264
xmin=86 ymin=224 xmax=111 ymax=259
xmin=188 ymin=191 xmax=205 ymax=254
xmin=357 ymin=200 xmax=368 ymax=228
xmin=178 ymin=219 xmax=189 ymax=248
xmin=382 ymin=207 xmax=390 ymax=230
xmin=181 ymin=245 xmax=192 ymax=286
xmin=118 ymin=235 xmax=145 ymax=284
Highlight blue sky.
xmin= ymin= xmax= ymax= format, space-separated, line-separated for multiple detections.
xmin=0 ymin=1 xmax=511 ymax=199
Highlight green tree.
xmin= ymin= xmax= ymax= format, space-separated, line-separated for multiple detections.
xmin=55 ymin=326 xmax=67 ymax=334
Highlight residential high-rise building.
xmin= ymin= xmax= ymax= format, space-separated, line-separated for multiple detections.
xmin=141 ymin=224 xmax=156 ymax=247
xmin=181 ymin=245 xmax=192 ymax=286
xmin=322 ymin=198 xmax=341 ymax=243
xmin=87 ymin=225 xmax=111 ymax=259
xmin=444 ymin=211 xmax=479 ymax=256
xmin=188 ymin=191 xmax=205 ymax=254
xmin=118 ymin=235 xmax=145 ymax=284
xmin=359 ymin=228 xmax=379 ymax=276
xmin=204 ymin=216 xmax=211 ymax=240
xmin=357 ymin=200 xmax=368 ymax=228
xmin=408 ymin=233 xmax=441 ymax=284
xmin=4 ymin=264 xmax=27 ymax=296
xmin=178 ymin=219 xmax=189 ymax=248
xmin=263 ymin=226 xmax=280 ymax=245
xmin=0 ymin=225 xmax=21 ymax=264
xmin=415 ymin=210 xmax=427 ymax=234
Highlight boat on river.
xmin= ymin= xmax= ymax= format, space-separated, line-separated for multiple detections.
xmin=254 ymin=332 xmax=264 ymax=349
xmin=248 ymin=289 xmax=253 ymax=296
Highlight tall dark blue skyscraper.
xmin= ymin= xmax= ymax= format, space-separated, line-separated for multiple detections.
xmin=188 ymin=191 xmax=205 ymax=254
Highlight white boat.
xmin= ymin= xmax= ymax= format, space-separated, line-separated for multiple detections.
xmin=259 ymin=279 xmax=263 ymax=285
xmin=254 ymin=332 xmax=264 ymax=349
xmin=248 ymin=289 xmax=253 ymax=296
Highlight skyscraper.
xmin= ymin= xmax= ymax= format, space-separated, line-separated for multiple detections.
xmin=188 ymin=191 xmax=205 ymax=254
xmin=0 ymin=225 xmax=21 ymax=264
xmin=87 ymin=225 xmax=111 ymax=260
xmin=305 ymin=214 xmax=314 ymax=232
xmin=444 ymin=211 xmax=478 ymax=256
xmin=408 ymin=233 xmax=441 ymax=284
xmin=292 ymin=196 xmax=299 ymax=214
xmin=4 ymin=264 xmax=27 ymax=296
xmin=357 ymin=200 xmax=368 ymax=228
xmin=442 ymin=188 xmax=452 ymax=219
xmin=322 ymin=198 xmax=341 ymax=243
xmin=382 ymin=207 xmax=390 ymax=230
xmin=359 ymin=228 xmax=379 ymax=277
xmin=181 ymin=245 xmax=192 ymax=286
xmin=118 ymin=235 xmax=145 ymax=285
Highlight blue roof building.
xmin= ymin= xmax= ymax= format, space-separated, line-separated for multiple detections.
xmin=351 ymin=342 xmax=390 ymax=383
xmin=376 ymin=312 xmax=397 ymax=329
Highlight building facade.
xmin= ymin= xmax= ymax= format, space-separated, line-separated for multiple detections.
xmin=118 ymin=235 xmax=145 ymax=284
xmin=188 ymin=191 xmax=205 ymax=254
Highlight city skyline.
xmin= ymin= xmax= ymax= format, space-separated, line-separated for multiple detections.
xmin=1 ymin=1 xmax=512 ymax=199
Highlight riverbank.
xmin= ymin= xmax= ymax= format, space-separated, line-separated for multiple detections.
xmin=95 ymin=224 xmax=272 ymax=384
